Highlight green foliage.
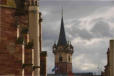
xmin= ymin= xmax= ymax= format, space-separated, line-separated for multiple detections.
xmin=40 ymin=51 xmax=47 ymax=56
xmin=25 ymin=41 xmax=33 ymax=49
xmin=16 ymin=37 xmax=24 ymax=44
xmin=21 ymin=27 xmax=28 ymax=34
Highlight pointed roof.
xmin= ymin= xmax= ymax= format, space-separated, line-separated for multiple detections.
xmin=57 ymin=10 xmax=67 ymax=46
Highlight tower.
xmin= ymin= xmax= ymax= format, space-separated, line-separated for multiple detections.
xmin=52 ymin=11 xmax=74 ymax=75
xmin=0 ymin=0 xmax=44 ymax=76
xmin=28 ymin=0 xmax=40 ymax=76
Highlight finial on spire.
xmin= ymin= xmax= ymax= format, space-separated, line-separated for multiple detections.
xmin=61 ymin=8 xmax=63 ymax=18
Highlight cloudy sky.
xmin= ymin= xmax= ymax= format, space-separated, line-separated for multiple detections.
xmin=39 ymin=0 xmax=114 ymax=74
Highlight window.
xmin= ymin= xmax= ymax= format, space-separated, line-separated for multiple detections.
xmin=59 ymin=56 xmax=62 ymax=62
xmin=69 ymin=56 xmax=70 ymax=62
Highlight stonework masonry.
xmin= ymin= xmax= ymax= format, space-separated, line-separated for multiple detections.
xmin=28 ymin=3 xmax=40 ymax=76
xmin=103 ymin=40 xmax=114 ymax=76
xmin=0 ymin=0 xmax=47 ymax=76
xmin=0 ymin=7 xmax=22 ymax=75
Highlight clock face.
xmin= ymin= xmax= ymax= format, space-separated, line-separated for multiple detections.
xmin=0 ymin=0 xmax=7 ymax=4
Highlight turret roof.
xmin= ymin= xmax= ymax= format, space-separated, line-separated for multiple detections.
xmin=57 ymin=12 xmax=67 ymax=46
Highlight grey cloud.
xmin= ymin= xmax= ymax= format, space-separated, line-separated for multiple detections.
xmin=40 ymin=0 xmax=114 ymax=6
xmin=71 ymin=29 xmax=92 ymax=40
xmin=40 ymin=0 xmax=114 ymax=73
xmin=75 ymin=29 xmax=93 ymax=40
xmin=67 ymin=20 xmax=113 ymax=41
xmin=72 ymin=38 xmax=109 ymax=73
xmin=66 ymin=20 xmax=93 ymax=40
xmin=40 ymin=1 xmax=114 ymax=22
xmin=91 ymin=21 xmax=113 ymax=38
xmin=42 ymin=28 xmax=58 ymax=41
xmin=108 ymin=18 xmax=114 ymax=23
xmin=91 ymin=18 xmax=105 ymax=24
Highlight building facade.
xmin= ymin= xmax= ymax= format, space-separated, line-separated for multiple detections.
xmin=0 ymin=0 xmax=47 ymax=76
xmin=103 ymin=40 xmax=114 ymax=76
xmin=52 ymin=13 xmax=74 ymax=75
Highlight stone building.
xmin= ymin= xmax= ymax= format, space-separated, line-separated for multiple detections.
xmin=103 ymin=40 xmax=114 ymax=76
xmin=52 ymin=12 xmax=74 ymax=75
xmin=0 ymin=0 xmax=47 ymax=76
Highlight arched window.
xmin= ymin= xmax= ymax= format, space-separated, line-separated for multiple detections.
xmin=59 ymin=56 xmax=62 ymax=62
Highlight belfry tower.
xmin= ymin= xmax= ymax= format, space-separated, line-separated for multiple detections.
xmin=53 ymin=11 xmax=74 ymax=75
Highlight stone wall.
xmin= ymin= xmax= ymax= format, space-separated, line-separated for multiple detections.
xmin=109 ymin=40 xmax=114 ymax=76
xmin=0 ymin=7 xmax=22 ymax=75
xmin=40 ymin=51 xmax=47 ymax=76
xmin=104 ymin=40 xmax=114 ymax=76
xmin=0 ymin=1 xmax=47 ymax=75
xmin=0 ymin=6 xmax=33 ymax=76
xmin=55 ymin=63 xmax=72 ymax=74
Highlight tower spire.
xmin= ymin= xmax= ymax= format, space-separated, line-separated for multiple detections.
xmin=62 ymin=8 xmax=63 ymax=18
xmin=57 ymin=9 xmax=67 ymax=46
xmin=53 ymin=9 xmax=74 ymax=75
